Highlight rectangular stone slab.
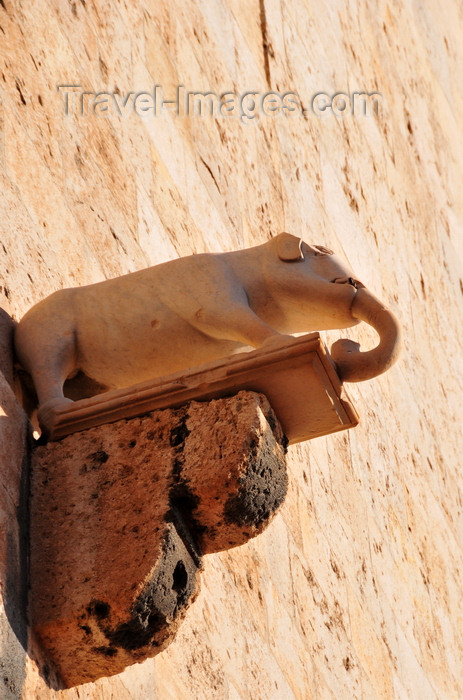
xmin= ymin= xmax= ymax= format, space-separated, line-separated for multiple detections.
xmin=45 ymin=333 xmax=359 ymax=443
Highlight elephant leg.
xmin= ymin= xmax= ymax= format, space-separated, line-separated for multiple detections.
xmin=226 ymin=308 xmax=284 ymax=347
xmin=174 ymin=260 xmax=289 ymax=348
xmin=15 ymin=325 xmax=77 ymax=434
xmin=32 ymin=352 xmax=76 ymax=434
xmin=234 ymin=311 xmax=294 ymax=348
xmin=192 ymin=303 xmax=285 ymax=348
xmin=32 ymin=362 xmax=74 ymax=411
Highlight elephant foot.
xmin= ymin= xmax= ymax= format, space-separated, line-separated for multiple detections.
xmin=260 ymin=333 xmax=295 ymax=349
xmin=37 ymin=397 xmax=74 ymax=440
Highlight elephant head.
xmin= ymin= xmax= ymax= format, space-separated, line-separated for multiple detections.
xmin=270 ymin=233 xmax=402 ymax=382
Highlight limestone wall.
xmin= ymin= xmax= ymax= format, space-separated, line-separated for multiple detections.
xmin=1 ymin=0 xmax=462 ymax=698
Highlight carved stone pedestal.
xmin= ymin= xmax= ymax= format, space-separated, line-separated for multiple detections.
xmin=29 ymin=392 xmax=287 ymax=687
xmin=44 ymin=333 xmax=358 ymax=444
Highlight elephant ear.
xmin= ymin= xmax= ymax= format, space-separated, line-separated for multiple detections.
xmin=276 ymin=232 xmax=304 ymax=262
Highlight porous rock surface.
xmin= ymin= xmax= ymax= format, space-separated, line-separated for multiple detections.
xmin=29 ymin=392 xmax=287 ymax=687
xmin=176 ymin=393 xmax=287 ymax=554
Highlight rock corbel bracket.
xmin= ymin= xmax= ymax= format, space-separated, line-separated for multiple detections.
xmin=30 ymin=391 xmax=288 ymax=687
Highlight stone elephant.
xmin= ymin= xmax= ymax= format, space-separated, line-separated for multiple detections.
xmin=14 ymin=233 xmax=401 ymax=431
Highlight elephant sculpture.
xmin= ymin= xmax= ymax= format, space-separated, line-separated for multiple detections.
xmin=14 ymin=233 xmax=401 ymax=432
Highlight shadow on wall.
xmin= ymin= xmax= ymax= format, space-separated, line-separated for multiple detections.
xmin=0 ymin=308 xmax=27 ymax=698
xmin=0 ymin=309 xmax=69 ymax=695
xmin=0 ymin=308 xmax=41 ymax=697
xmin=0 ymin=433 xmax=63 ymax=696
xmin=0 ymin=445 xmax=29 ymax=700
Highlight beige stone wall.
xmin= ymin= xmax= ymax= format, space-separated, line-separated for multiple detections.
xmin=1 ymin=0 xmax=462 ymax=698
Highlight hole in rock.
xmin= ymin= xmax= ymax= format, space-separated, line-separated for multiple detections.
xmin=172 ymin=560 xmax=188 ymax=593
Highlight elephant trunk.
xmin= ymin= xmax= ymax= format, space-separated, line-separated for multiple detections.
xmin=331 ymin=287 xmax=402 ymax=382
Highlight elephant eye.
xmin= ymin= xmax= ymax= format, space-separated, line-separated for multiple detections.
xmin=313 ymin=245 xmax=334 ymax=256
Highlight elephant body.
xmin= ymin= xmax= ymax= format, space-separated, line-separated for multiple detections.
xmin=14 ymin=233 xmax=401 ymax=432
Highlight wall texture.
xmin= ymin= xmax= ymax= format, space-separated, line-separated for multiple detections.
xmin=1 ymin=0 xmax=463 ymax=698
